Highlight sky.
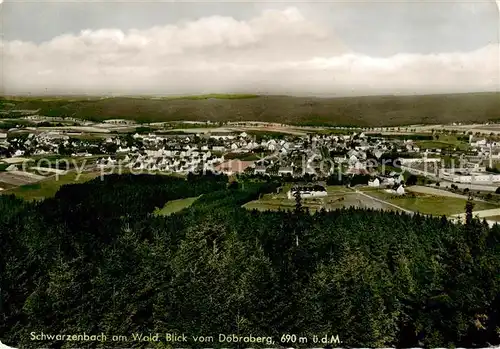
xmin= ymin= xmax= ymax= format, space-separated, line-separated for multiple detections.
xmin=1 ymin=0 xmax=499 ymax=96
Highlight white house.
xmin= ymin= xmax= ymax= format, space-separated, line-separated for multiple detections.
xmin=117 ymin=146 xmax=131 ymax=153
xmin=382 ymin=177 xmax=395 ymax=186
xmin=278 ymin=167 xmax=294 ymax=176
xmin=396 ymin=185 xmax=405 ymax=195
xmin=368 ymin=178 xmax=380 ymax=187
xmin=254 ymin=165 xmax=268 ymax=175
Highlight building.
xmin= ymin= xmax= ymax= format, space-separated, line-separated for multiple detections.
xmin=254 ymin=165 xmax=268 ymax=175
xmin=278 ymin=167 xmax=294 ymax=176
xmin=396 ymin=185 xmax=405 ymax=195
xmin=287 ymin=185 xmax=327 ymax=200
xmin=440 ymin=170 xmax=500 ymax=183
xmin=368 ymin=178 xmax=380 ymax=187
xmin=215 ymin=160 xmax=254 ymax=176
xmin=103 ymin=119 xmax=135 ymax=125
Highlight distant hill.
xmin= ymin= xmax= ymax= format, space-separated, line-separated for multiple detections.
xmin=1 ymin=92 xmax=499 ymax=127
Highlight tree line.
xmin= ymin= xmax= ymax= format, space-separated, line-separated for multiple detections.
xmin=0 ymin=173 xmax=499 ymax=348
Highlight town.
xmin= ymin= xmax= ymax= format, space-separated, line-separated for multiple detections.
xmin=3 ymin=110 xmax=500 ymax=225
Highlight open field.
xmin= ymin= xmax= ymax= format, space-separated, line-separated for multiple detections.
xmin=154 ymin=195 xmax=202 ymax=216
xmin=406 ymin=185 xmax=473 ymax=199
xmin=415 ymin=136 xmax=470 ymax=150
xmin=366 ymin=189 xmax=498 ymax=216
xmin=37 ymin=126 xmax=112 ymax=133
xmin=239 ymin=127 xmax=308 ymax=136
xmin=411 ymin=123 xmax=500 ymax=136
xmin=3 ymin=171 xmax=101 ymax=201
xmin=1 ymin=92 xmax=499 ymax=126
xmin=0 ymin=171 xmax=45 ymax=186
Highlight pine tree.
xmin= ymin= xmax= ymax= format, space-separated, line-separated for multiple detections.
xmin=465 ymin=194 xmax=475 ymax=225
xmin=294 ymin=190 xmax=303 ymax=215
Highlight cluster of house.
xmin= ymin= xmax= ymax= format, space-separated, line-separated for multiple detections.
xmin=96 ymin=150 xmax=225 ymax=174
xmin=367 ymin=173 xmax=406 ymax=195
xmin=368 ymin=171 xmax=405 ymax=187
xmin=4 ymin=120 xmax=500 ymax=190
xmin=400 ymin=138 xmax=500 ymax=184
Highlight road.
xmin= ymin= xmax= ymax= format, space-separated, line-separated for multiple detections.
xmin=452 ymin=207 xmax=500 ymax=219
xmin=438 ymin=181 xmax=499 ymax=192
xmin=355 ymin=188 xmax=500 ymax=227
xmin=406 ymin=185 xmax=489 ymax=202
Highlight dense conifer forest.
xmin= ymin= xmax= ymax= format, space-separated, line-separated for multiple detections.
xmin=1 ymin=173 xmax=500 ymax=348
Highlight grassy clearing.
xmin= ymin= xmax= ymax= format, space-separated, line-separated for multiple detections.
xmin=5 ymin=171 xmax=101 ymax=201
xmin=154 ymin=196 xmax=201 ymax=216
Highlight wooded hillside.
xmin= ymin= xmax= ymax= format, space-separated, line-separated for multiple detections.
xmin=1 ymin=92 xmax=499 ymax=126
xmin=1 ymin=174 xmax=499 ymax=348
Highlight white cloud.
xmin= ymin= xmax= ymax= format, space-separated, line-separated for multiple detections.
xmin=2 ymin=7 xmax=499 ymax=96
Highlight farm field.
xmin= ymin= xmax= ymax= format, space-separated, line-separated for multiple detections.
xmin=154 ymin=195 xmax=201 ymax=216
xmin=4 ymin=171 xmax=101 ymax=201
xmin=0 ymin=171 xmax=45 ymax=186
